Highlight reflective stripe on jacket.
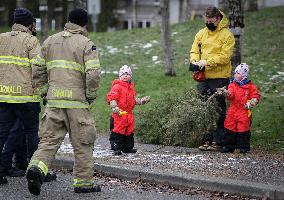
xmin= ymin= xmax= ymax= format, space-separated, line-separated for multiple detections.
xmin=32 ymin=23 xmax=101 ymax=108
xmin=190 ymin=11 xmax=235 ymax=79
xmin=0 ymin=24 xmax=41 ymax=103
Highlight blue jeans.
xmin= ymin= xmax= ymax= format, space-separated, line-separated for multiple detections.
xmin=0 ymin=102 xmax=40 ymax=176
xmin=1 ymin=119 xmax=27 ymax=170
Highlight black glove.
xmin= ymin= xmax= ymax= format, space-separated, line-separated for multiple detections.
xmin=189 ymin=63 xmax=205 ymax=72
xmin=86 ymin=97 xmax=95 ymax=104
xmin=42 ymin=98 xmax=47 ymax=106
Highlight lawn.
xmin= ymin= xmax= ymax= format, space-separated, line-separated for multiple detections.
xmin=1 ymin=6 xmax=283 ymax=152
xmin=89 ymin=6 xmax=284 ymax=152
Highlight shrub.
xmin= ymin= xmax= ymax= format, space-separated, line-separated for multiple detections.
xmin=136 ymin=89 xmax=219 ymax=147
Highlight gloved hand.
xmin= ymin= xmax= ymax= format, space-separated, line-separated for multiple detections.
xmin=112 ymin=106 xmax=121 ymax=115
xmin=110 ymin=100 xmax=127 ymax=116
xmin=189 ymin=63 xmax=205 ymax=72
xmin=42 ymin=98 xmax=47 ymax=106
xmin=86 ymin=97 xmax=96 ymax=104
xmin=197 ymin=60 xmax=207 ymax=67
xmin=216 ymin=87 xmax=230 ymax=96
xmin=141 ymin=96 xmax=150 ymax=104
xmin=244 ymin=98 xmax=258 ymax=109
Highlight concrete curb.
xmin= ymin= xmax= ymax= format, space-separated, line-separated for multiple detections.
xmin=51 ymin=157 xmax=284 ymax=200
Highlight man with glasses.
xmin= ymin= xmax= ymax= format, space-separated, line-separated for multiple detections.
xmin=189 ymin=6 xmax=235 ymax=151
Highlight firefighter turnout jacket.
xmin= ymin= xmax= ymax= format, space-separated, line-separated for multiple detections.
xmin=0 ymin=24 xmax=41 ymax=103
xmin=32 ymin=22 xmax=101 ymax=108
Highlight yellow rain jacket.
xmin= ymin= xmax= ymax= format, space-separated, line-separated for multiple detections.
xmin=190 ymin=11 xmax=235 ymax=79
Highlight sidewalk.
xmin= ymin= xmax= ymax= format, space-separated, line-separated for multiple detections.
xmin=53 ymin=133 xmax=284 ymax=200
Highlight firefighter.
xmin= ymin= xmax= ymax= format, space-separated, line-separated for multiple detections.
xmin=26 ymin=8 xmax=101 ymax=195
xmin=0 ymin=8 xmax=41 ymax=185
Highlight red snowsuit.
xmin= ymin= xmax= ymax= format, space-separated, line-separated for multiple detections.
xmin=107 ymin=79 xmax=136 ymax=136
xmin=224 ymin=81 xmax=260 ymax=133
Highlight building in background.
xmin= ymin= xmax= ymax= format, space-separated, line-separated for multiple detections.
xmin=0 ymin=0 xmax=283 ymax=31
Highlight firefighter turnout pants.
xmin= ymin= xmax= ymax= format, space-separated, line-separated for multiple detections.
xmin=29 ymin=107 xmax=96 ymax=183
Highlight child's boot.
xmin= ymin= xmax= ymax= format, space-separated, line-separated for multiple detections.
xmin=123 ymin=148 xmax=137 ymax=154
xmin=0 ymin=176 xmax=8 ymax=185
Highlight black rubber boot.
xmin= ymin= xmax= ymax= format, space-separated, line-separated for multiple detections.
xmin=220 ymin=146 xmax=234 ymax=153
xmin=113 ymin=150 xmax=122 ymax=155
xmin=26 ymin=166 xmax=44 ymax=196
xmin=0 ymin=176 xmax=8 ymax=185
xmin=123 ymin=149 xmax=137 ymax=154
xmin=44 ymin=171 xmax=57 ymax=182
xmin=74 ymin=185 xmax=101 ymax=193
xmin=8 ymin=167 xmax=26 ymax=177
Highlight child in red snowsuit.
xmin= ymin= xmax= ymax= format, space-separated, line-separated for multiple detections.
xmin=107 ymin=65 xmax=150 ymax=155
xmin=217 ymin=63 xmax=261 ymax=153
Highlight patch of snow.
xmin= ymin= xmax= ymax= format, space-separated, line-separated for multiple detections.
xmin=152 ymin=56 xmax=158 ymax=61
xmin=154 ymin=61 xmax=161 ymax=64
xmin=171 ymin=32 xmax=178 ymax=36
xmin=143 ymin=43 xmax=153 ymax=48
xmin=113 ymin=71 xmax=119 ymax=75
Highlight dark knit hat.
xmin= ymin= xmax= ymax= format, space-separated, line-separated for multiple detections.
xmin=68 ymin=8 xmax=88 ymax=27
xmin=14 ymin=8 xmax=34 ymax=27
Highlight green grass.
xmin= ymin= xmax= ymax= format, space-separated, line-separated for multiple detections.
xmin=89 ymin=6 xmax=284 ymax=152
xmin=1 ymin=6 xmax=283 ymax=152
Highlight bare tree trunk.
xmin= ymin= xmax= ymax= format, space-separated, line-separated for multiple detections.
xmin=54 ymin=0 xmax=64 ymax=30
xmin=228 ymin=0 xmax=244 ymax=73
xmin=74 ymin=0 xmax=87 ymax=9
xmin=16 ymin=0 xmax=26 ymax=8
xmin=218 ymin=0 xmax=229 ymax=13
xmin=132 ymin=0 xmax=137 ymax=28
xmin=160 ymin=0 xmax=176 ymax=76
xmin=245 ymin=0 xmax=258 ymax=11
xmin=39 ymin=0 xmax=49 ymax=43
xmin=67 ymin=0 xmax=75 ymax=15
xmin=179 ymin=0 xmax=190 ymax=22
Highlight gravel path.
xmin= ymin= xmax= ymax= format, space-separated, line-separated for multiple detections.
xmin=58 ymin=134 xmax=284 ymax=187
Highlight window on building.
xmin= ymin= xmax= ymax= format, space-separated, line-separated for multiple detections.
xmin=138 ymin=21 xmax=143 ymax=28
xmin=146 ymin=21 xmax=151 ymax=28
xmin=123 ymin=21 xmax=128 ymax=29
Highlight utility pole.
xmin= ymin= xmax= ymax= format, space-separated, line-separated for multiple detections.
xmin=39 ymin=0 xmax=48 ymax=43
xmin=54 ymin=0 xmax=63 ymax=30
xmin=228 ymin=0 xmax=244 ymax=72
xmin=67 ymin=0 xmax=75 ymax=16
xmin=132 ymin=0 xmax=138 ymax=28
xmin=74 ymin=0 xmax=87 ymax=9
xmin=160 ymin=0 xmax=176 ymax=76
xmin=16 ymin=0 xmax=26 ymax=8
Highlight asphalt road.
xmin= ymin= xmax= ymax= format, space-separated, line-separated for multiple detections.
xmin=0 ymin=171 xmax=253 ymax=200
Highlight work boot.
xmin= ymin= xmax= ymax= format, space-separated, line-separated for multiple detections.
xmin=198 ymin=141 xmax=210 ymax=151
xmin=0 ymin=176 xmax=8 ymax=185
xmin=26 ymin=166 xmax=44 ymax=196
xmin=113 ymin=150 xmax=122 ymax=155
xmin=220 ymin=146 xmax=234 ymax=153
xmin=207 ymin=142 xmax=220 ymax=151
xmin=8 ymin=167 xmax=26 ymax=177
xmin=44 ymin=171 xmax=57 ymax=182
xmin=74 ymin=185 xmax=101 ymax=193
xmin=123 ymin=148 xmax=137 ymax=154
